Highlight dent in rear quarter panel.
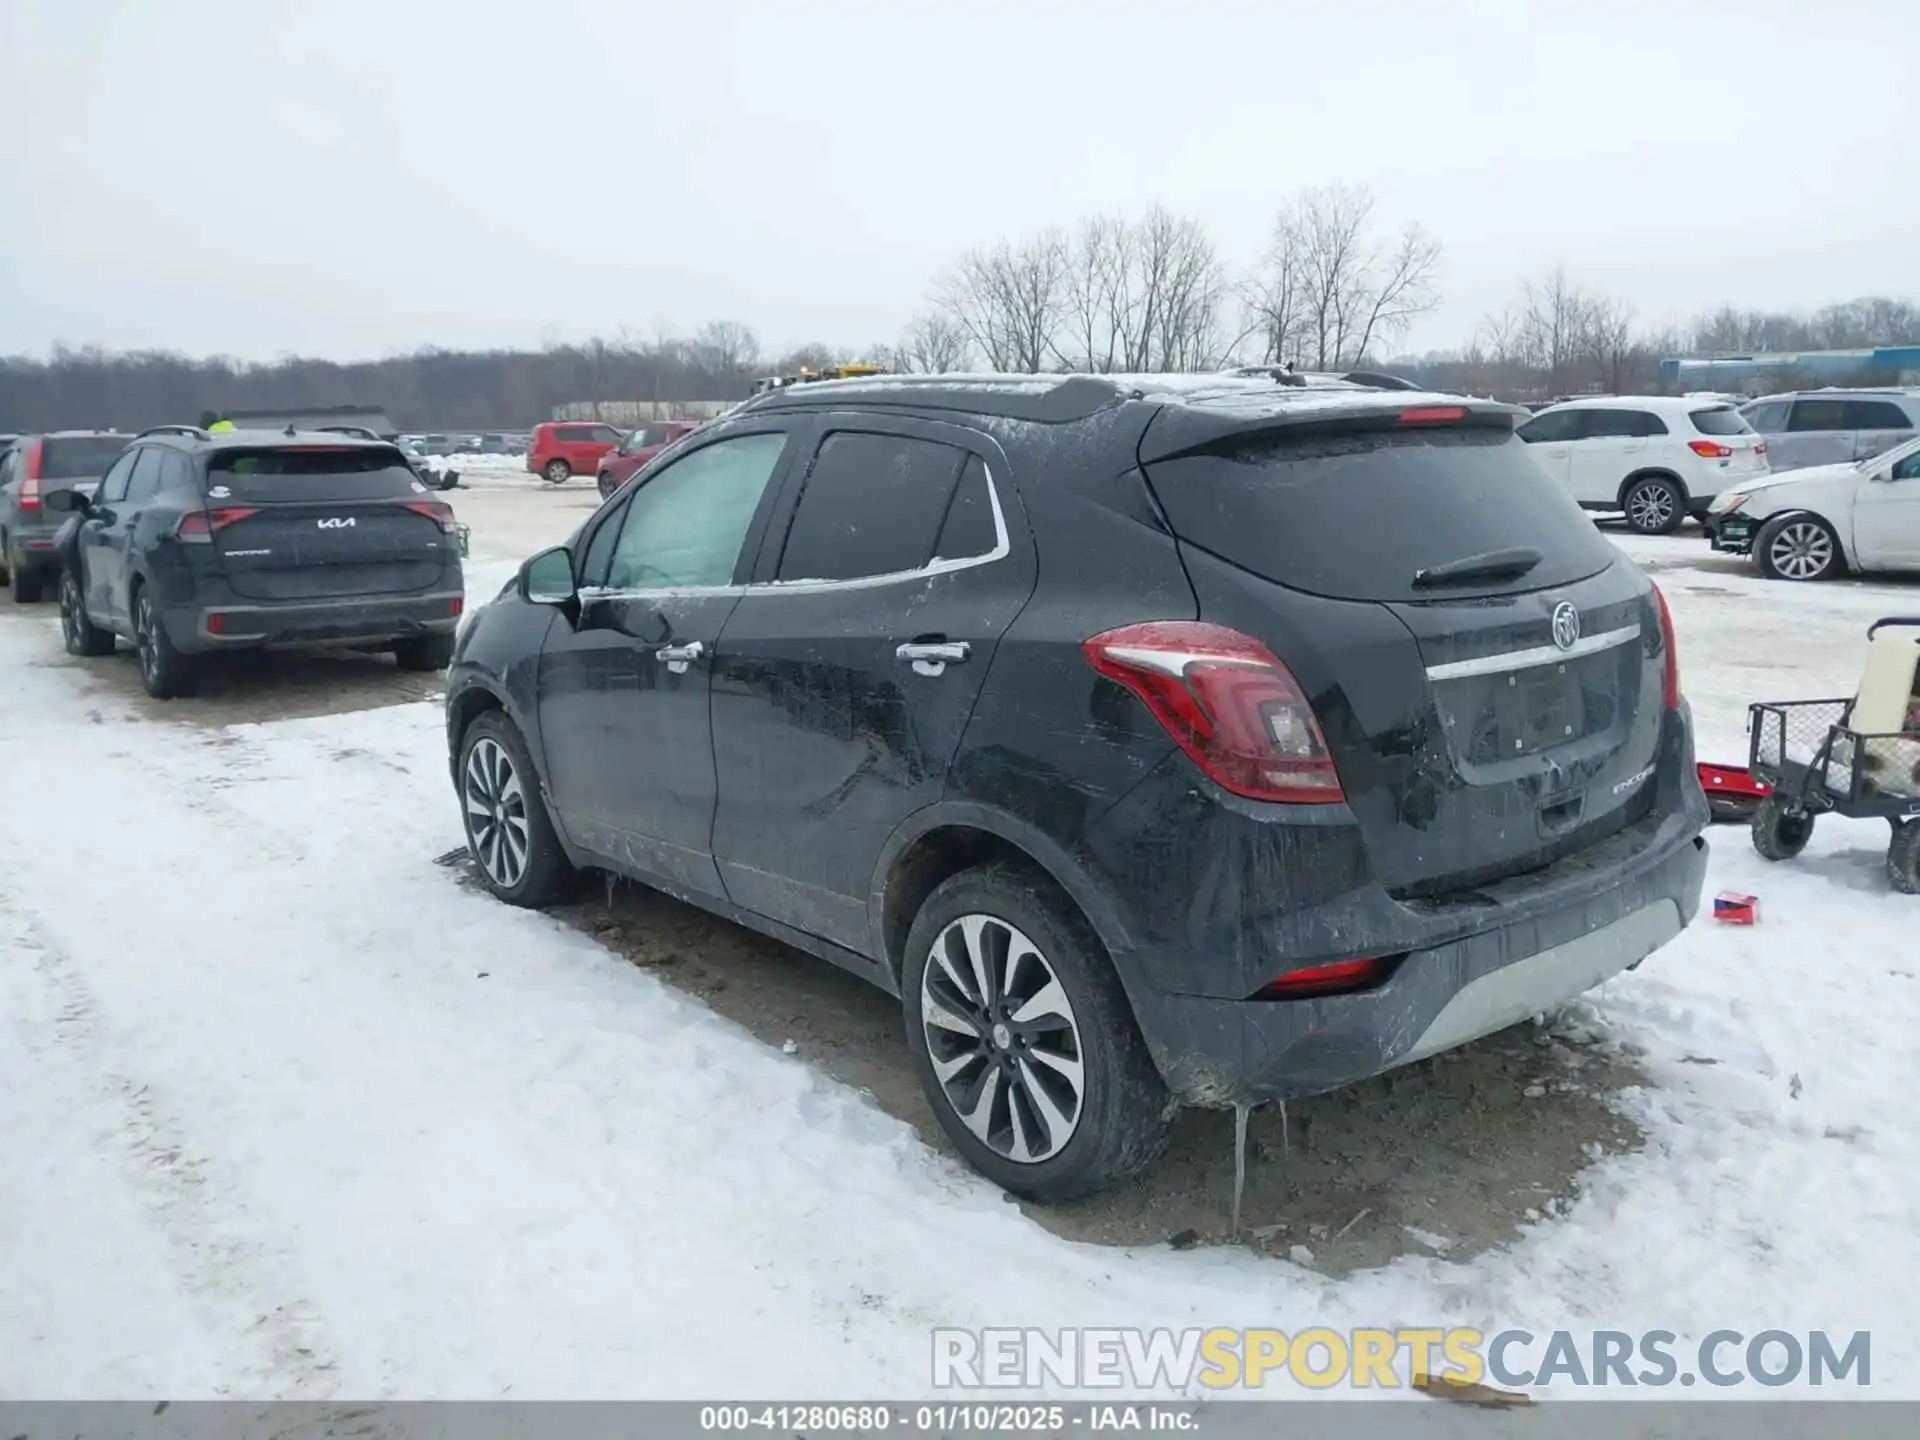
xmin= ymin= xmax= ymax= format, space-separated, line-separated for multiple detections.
xmin=943 ymin=451 xmax=1196 ymax=957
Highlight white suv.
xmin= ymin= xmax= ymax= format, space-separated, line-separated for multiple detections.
xmin=1517 ymin=396 xmax=1770 ymax=535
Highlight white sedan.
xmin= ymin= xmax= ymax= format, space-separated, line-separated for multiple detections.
xmin=1706 ymin=435 xmax=1920 ymax=581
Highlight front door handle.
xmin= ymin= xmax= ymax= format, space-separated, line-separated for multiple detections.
xmin=897 ymin=640 xmax=969 ymax=677
xmin=656 ymin=640 xmax=706 ymax=673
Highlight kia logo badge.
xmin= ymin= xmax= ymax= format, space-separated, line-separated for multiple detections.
xmin=1550 ymin=601 xmax=1580 ymax=651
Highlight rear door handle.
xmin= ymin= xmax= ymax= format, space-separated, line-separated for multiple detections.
xmin=896 ymin=641 xmax=969 ymax=676
xmin=656 ymin=640 xmax=705 ymax=673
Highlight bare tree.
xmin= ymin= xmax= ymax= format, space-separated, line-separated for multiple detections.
xmin=1579 ymin=295 xmax=1637 ymax=394
xmin=1049 ymin=207 xmax=1227 ymax=372
xmin=686 ymin=320 xmax=761 ymax=375
xmin=1274 ymin=185 xmax=1441 ymax=369
xmin=1242 ymin=210 xmax=1309 ymax=366
xmin=933 ymin=230 xmax=1069 ymax=373
xmin=894 ymin=313 xmax=972 ymax=373
xmin=1518 ymin=267 xmax=1593 ymax=392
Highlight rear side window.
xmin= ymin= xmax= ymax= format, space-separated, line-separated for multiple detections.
xmin=124 ymin=448 xmax=166 ymax=502
xmin=1844 ymin=400 xmax=1913 ymax=430
xmin=555 ymin=426 xmax=596 ymax=443
xmin=40 ymin=435 xmax=130 ymax=479
xmin=935 ymin=457 xmax=1000 ymax=560
xmin=775 ymin=432 xmax=969 ymax=582
xmin=1144 ymin=425 xmax=1616 ymax=603
xmin=205 ymin=447 xmax=424 ymax=503
xmin=1690 ymin=407 xmax=1752 ymax=436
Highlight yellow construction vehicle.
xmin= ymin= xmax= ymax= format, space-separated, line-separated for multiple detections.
xmin=750 ymin=363 xmax=886 ymax=396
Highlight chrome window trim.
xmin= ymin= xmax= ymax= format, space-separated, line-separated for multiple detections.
xmin=1424 ymin=623 xmax=1642 ymax=682
xmin=576 ymin=460 xmax=1010 ymax=604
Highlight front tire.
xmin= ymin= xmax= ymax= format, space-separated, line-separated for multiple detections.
xmin=1756 ymin=514 xmax=1844 ymax=582
xmin=1751 ymin=794 xmax=1815 ymax=861
xmin=1622 ymin=475 xmax=1686 ymax=535
xmin=901 ymin=863 xmax=1171 ymax=1202
xmin=133 ymin=586 xmax=196 ymax=699
xmin=457 ymin=711 xmax=574 ymax=907
xmin=60 ymin=569 xmax=114 ymax=656
xmin=542 ymin=459 xmax=571 ymax=485
xmin=393 ymin=631 xmax=456 ymax=672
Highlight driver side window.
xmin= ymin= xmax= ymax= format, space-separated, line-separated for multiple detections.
xmin=1891 ymin=450 xmax=1920 ymax=482
xmin=596 ymin=432 xmax=790 ymax=590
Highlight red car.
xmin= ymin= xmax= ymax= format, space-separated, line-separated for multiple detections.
xmin=527 ymin=421 xmax=623 ymax=485
xmin=595 ymin=420 xmax=703 ymax=499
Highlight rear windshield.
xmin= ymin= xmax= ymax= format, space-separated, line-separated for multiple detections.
xmin=206 ymin=447 xmax=424 ymax=503
xmin=42 ymin=435 xmax=130 ymax=479
xmin=1690 ymin=407 xmax=1752 ymax=437
xmin=1144 ymin=425 xmax=1617 ymax=602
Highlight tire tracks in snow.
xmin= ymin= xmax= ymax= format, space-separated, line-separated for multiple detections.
xmin=0 ymin=890 xmax=343 ymax=1397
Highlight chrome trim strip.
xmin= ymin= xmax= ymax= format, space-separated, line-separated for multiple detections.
xmin=577 ymin=462 xmax=1010 ymax=604
xmin=1424 ymin=623 xmax=1641 ymax=682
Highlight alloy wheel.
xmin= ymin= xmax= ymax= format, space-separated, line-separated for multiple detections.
xmin=136 ymin=598 xmax=158 ymax=683
xmin=1769 ymin=521 xmax=1834 ymax=580
xmin=1627 ymin=483 xmax=1675 ymax=532
xmin=463 ymin=737 xmax=530 ymax=889
xmin=920 ymin=914 xmax=1086 ymax=1164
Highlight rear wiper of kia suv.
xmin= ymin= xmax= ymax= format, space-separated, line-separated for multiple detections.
xmin=1412 ymin=546 xmax=1544 ymax=588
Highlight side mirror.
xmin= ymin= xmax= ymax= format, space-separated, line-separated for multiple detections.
xmin=520 ymin=546 xmax=577 ymax=606
xmin=42 ymin=488 xmax=89 ymax=514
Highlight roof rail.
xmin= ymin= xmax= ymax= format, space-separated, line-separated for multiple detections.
xmin=137 ymin=424 xmax=210 ymax=440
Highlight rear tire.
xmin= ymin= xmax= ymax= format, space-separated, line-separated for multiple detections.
xmin=542 ymin=459 xmax=571 ymax=485
xmin=9 ymin=537 xmax=44 ymax=603
xmin=132 ymin=585 xmax=195 ymax=699
xmin=1622 ymin=475 xmax=1686 ymax=535
xmin=901 ymin=862 xmax=1172 ymax=1202
xmin=0 ymin=530 xmax=10 ymax=584
xmin=457 ymin=711 xmax=574 ymax=907
xmin=394 ymin=631 xmax=456 ymax=672
xmin=1750 ymin=794 xmax=1815 ymax=862
xmin=60 ymin=568 xmax=114 ymax=656
xmin=1889 ymin=821 xmax=1920 ymax=896
xmin=1756 ymin=514 xmax=1844 ymax=582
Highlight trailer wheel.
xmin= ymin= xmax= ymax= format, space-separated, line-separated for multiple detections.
xmin=1888 ymin=821 xmax=1920 ymax=895
xmin=1751 ymin=794 xmax=1815 ymax=862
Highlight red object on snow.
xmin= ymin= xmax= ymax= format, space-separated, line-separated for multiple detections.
xmin=1714 ymin=891 xmax=1759 ymax=925
xmin=1699 ymin=763 xmax=1770 ymax=799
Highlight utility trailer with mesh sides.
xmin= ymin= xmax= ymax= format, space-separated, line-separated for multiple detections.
xmin=1746 ymin=617 xmax=1920 ymax=892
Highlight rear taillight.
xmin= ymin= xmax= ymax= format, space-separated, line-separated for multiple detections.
xmin=1398 ymin=406 xmax=1467 ymax=425
xmin=1651 ymin=583 xmax=1680 ymax=711
xmin=1688 ymin=439 xmax=1733 ymax=459
xmin=1253 ymin=955 xmax=1392 ymax=1000
xmin=402 ymin=499 xmax=459 ymax=533
xmin=19 ymin=441 xmax=44 ymax=509
xmin=176 ymin=507 xmax=260 ymax=543
xmin=1082 ymin=621 xmax=1343 ymax=803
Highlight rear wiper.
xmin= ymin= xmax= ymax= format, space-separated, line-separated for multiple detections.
xmin=1412 ymin=546 xmax=1544 ymax=588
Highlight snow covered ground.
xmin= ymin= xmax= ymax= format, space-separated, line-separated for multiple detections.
xmin=1 ymin=512 xmax=1916 ymax=1401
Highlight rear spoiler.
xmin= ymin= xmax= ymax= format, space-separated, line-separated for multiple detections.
xmin=1138 ymin=397 xmax=1528 ymax=465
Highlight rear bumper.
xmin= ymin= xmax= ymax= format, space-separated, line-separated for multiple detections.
xmin=164 ymin=591 xmax=463 ymax=653
xmin=1091 ymin=712 xmax=1711 ymax=1106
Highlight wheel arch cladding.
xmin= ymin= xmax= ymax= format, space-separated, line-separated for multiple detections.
xmin=1618 ymin=468 xmax=1687 ymax=508
xmin=874 ymin=814 xmax=1129 ymax=992
xmin=448 ymin=684 xmax=505 ymax=759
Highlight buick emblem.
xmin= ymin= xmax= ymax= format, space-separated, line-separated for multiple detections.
xmin=1550 ymin=601 xmax=1580 ymax=651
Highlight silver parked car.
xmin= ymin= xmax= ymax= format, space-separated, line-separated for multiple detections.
xmin=1738 ymin=389 xmax=1920 ymax=473
xmin=0 ymin=431 xmax=131 ymax=602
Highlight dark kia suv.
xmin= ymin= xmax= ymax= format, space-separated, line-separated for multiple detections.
xmin=446 ymin=372 xmax=1710 ymax=1200
xmin=49 ymin=424 xmax=465 ymax=698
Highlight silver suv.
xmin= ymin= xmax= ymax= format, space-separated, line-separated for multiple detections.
xmin=1738 ymin=389 xmax=1920 ymax=473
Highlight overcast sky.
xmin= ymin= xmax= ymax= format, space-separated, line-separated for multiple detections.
xmin=3 ymin=0 xmax=1916 ymax=365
